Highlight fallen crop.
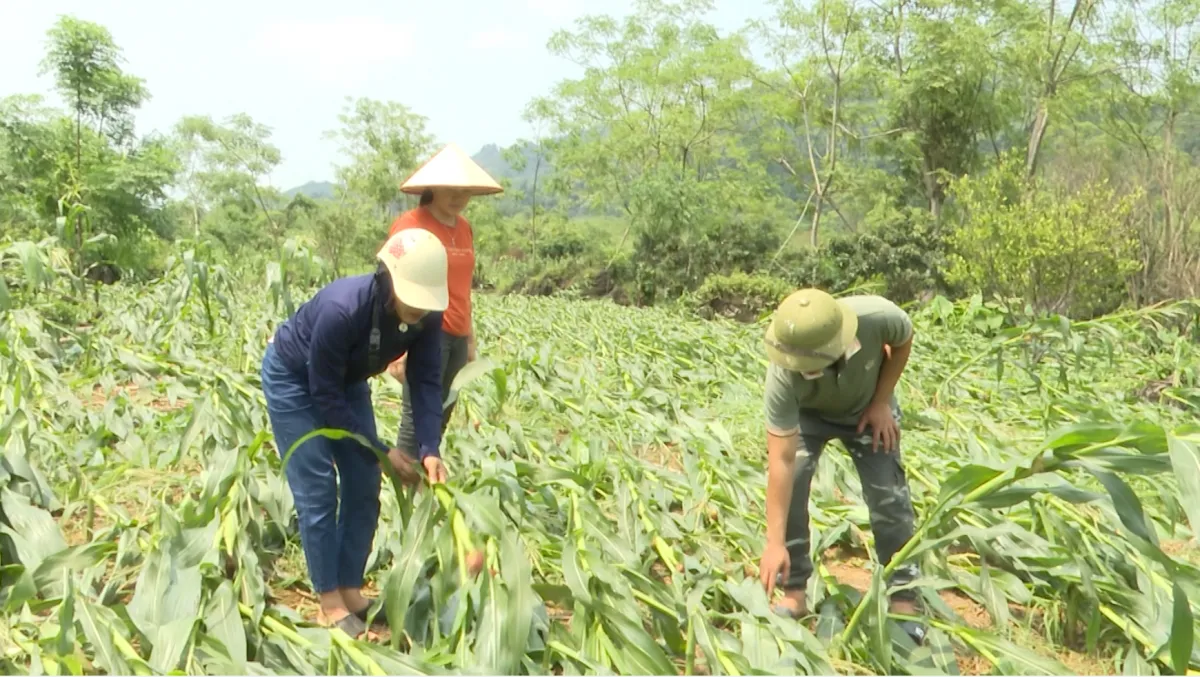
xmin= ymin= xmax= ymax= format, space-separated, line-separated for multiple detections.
xmin=2 ymin=241 xmax=1200 ymax=674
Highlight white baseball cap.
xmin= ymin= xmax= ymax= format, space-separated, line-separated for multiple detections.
xmin=376 ymin=229 xmax=449 ymax=312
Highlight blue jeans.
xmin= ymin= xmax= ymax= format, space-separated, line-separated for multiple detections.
xmin=260 ymin=342 xmax=382 ymax=593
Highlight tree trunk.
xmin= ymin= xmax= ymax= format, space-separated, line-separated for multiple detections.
xmin=531 ymin=150 xmax=542 ymax=259
xmin=1025 ymin=100 xmax=1050 ymax=179
xmin=922 ymin=154 xmax=942 ymax=222
xmin=74 ymin=90 xmax=84 ymax=278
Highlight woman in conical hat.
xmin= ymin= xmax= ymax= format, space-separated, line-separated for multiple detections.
xmin=384 ymin=143 xmax=502 ymax=461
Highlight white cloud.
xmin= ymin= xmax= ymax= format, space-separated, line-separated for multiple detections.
xmin=467 ymin=28 xmax=528 ymax=50
xmin=250 ymin=17 xmax=416 ymax=83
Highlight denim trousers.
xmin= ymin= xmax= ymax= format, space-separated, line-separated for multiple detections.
xmin=260 ymin=342 xmax=381 ymax=594
xmin=784 ymin=405 xmax=921 ymax=601
xmin=395 ymin=332 xmax=469 ymax=455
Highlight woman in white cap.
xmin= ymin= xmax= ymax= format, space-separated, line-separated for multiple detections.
xmin=260 ymin=229 xmax=451 ymax=638
xmin=384 ymin=143 xmax=503 ymax=459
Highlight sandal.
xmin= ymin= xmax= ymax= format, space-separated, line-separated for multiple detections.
xmin=770 ymin=599 xmax=808 ymax=619
xmin=898 ymin=619 xmax=926 ymax=646
xmin=771 ymin=578 xmax=808 ymax=619
xmin=330 ymin=613 xmax=369 ymax=638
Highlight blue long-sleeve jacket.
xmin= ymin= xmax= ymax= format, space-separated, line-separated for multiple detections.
xmin=269 ymin=272 xmax=445 ymax=460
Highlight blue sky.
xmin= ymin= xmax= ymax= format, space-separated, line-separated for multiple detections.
xmin=1 ymin=0 xmax=772 ymax=190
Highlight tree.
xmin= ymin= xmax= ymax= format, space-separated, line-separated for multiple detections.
xmin=325 ymin=97 xmax=434 ymax=220
xmin=0 ymin=93 xmax=177 ymax=276
xmin=175 ymin=114 xmax=286 ymax=251
xmin=753 ymin=0 xmax=873 ymax=248
xmin=38 ymin=15 xmax=150 ymax=274
xmin=863 ymin=0 xmax=1008 ymax=221
xmin=1009 ymin=0 xmax=1105 ymax=179
xmin=1096 ymin=0 xmax=1200 ymax=302
xmin=0 ymin=95 xmax=63 ymax=231
xmin=40 ymin=16 xmax=148 ymax=151
xmin=527 ymin=0 xmax=783 ymax=299
xmin=309 ymin=192 xmax=377 ymax=276
xmin=945 ymin=151 xmax=1141 ymax=317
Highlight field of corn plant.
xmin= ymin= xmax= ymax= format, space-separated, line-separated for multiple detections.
xmin=2 ymin=239 xmax=1200 ymax=675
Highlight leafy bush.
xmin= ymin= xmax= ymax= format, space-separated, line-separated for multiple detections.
xmin=945 ymin=153 xmax=1142 ymax=318
xmin=691 ymin=271 xmax=795 ymax=322
xmin=619 ymin=169 xmax=782 ymax=304
xmin=770 ymin=208 xmax=946 ymax=303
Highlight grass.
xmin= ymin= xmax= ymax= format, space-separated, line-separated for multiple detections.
xmin=2 ymin=239 xmax=1200 ymax=675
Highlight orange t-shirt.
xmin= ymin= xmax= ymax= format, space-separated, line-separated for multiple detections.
xmin=388 ymin=207 xmax=475 ymax=337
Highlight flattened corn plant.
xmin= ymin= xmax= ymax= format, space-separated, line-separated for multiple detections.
xmin=2 ymin=237 xmax=1200 ymax=675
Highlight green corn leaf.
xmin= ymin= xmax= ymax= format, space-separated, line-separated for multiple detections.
xmin=936 ymin=464 xmax=1003 ymax=504
xmin=1086 ymin=466 xmax=1162 ymax=550
xmin=956 ymin=626 xmax=1072 ymax=675
xmin=382 ymin=493 xmax=438 ymax=650
xmin=1169 ymin=581 xmax=1194 ymax=676
xmin=561 ymin=541 xmax=593 ymax=608
xmin=739 ymin=620 xmax=781 ymax=672
xmin=1122 ymin=648 xmax=1158 ymax=675
xmin=978 ymin=559 xmax=1010 ymax=631
xmin=54 ymin=572 xmax=76 ymax=658
xmin=204 ymin=580 xmax=248 ymax=670
xmin=602 ymin=608 xmax=677 ymax=676
xmin=499 ymin=530 xmax=536 ymax=673
xmin=1167 ymin=434 xmax=1200 ymax=541
xmin=0 ymin=487 xmax=68 ymax=576
xmin=73 ymin=596 xmax=136 ymax=676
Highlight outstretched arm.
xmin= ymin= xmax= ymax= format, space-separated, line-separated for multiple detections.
xmin=765 ymin=431 xmax=798 ymax=548
xmin=405 ymin=315 xmax=445 ymax=461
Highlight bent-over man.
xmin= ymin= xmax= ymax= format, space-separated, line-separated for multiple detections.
xmin=757 ymin=288 xmax=925 ymax=643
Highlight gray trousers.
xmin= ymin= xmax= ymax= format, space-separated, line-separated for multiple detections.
xmin=395 ymin=333 xmax=469 ymax=457
xmin=784 ymin=406 xmax=920 ymax=601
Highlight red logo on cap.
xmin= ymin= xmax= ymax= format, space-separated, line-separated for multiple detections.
xmin=387 ymin=236 xmax=407 ymax=259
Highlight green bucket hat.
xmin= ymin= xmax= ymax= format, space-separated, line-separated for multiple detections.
xmin=764 ymin=288 xmax=859 ymax=372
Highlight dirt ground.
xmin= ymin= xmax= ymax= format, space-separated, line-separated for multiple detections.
xmin=819 ymin=546 xmax=1113 ymax=675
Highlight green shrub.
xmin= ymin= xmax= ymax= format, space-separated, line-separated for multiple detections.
xmin=945 ymin=152 xmax=1141 ymax=318
xmin=691 ymin=271 xmax=795 ymax=323
xmin=770 ymin=208 xmax=945 ymax=303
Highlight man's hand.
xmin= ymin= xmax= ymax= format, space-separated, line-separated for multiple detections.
xmin=759 ymin=541 xmax=790 ymax=598
xmin=386 ymin=356 xmax=406 ymax=383
xmin=386 ymin=448 xmax=421 ymax=485
xmin=857 ymin=399 xmax=899 ymax=453
xmin=423 ymin=456 xmax=448 ymax=484
xmin=466 ymin=334 xmax=477 ymax=362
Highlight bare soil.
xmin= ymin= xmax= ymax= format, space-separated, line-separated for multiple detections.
xmin=819 ymin=546 xmax=1113 ymax=676
xmin=87 ymin=381 xmax=189 ymax=412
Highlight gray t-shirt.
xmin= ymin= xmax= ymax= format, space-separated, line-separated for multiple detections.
xmin=764 ymin=295 xmax=913 ymax=434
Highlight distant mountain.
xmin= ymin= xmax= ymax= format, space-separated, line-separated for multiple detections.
xmin=472 ymin=142 xmax=551 ymax=196
xmin=284 ymin=180 xmax=337 ymax=200
xmin=471 ymin=142 xmax=564 ymax=217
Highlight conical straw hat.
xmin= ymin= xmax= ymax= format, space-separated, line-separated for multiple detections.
xmin=400 ymin=143 xmax=504 ymax=196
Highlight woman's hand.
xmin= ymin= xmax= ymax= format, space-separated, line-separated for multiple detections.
xmin=386 ymin=448 xmax=421 ymax=485
xmin=423 ymin=456 xmax=448 ymax=484
xmin=386 ymin=356 xmax=406 ymax=383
